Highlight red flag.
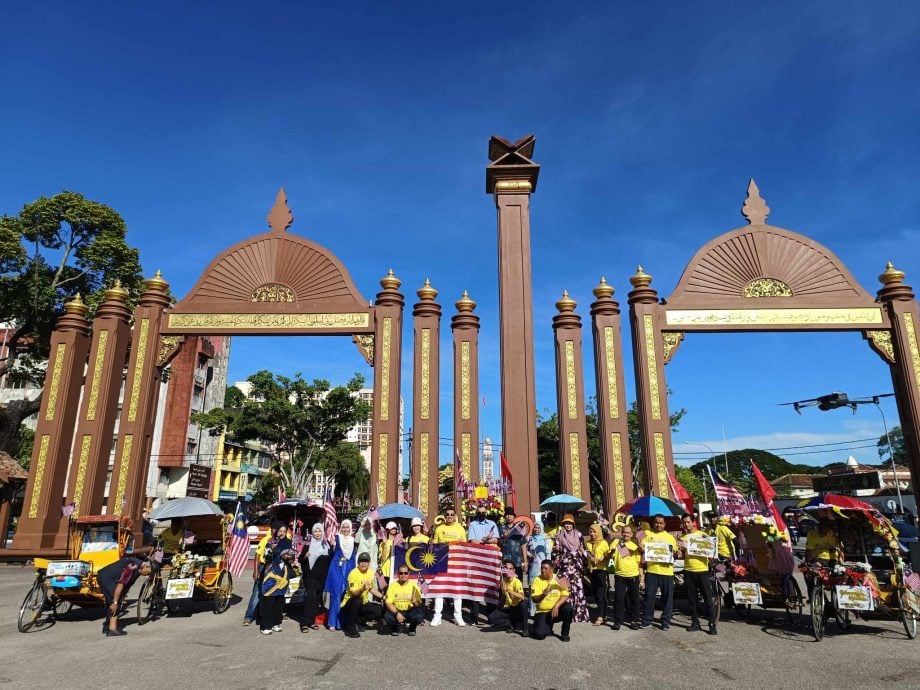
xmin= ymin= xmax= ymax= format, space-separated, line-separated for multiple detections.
xmin=751 ymin=459 xmax=787 ymax=532
xmin=667 ymin=470 xmax=694 ymax=515
xmin=499 ymin=452 xmax=517 ymax=512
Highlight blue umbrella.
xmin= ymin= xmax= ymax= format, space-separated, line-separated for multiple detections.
xmin=540 ymin=494 xmax=587 ymax=515
xmin=376 ymin=503 xmax=425 ymax=520
xmin=617 ymin=495 xmax=687 ymax=517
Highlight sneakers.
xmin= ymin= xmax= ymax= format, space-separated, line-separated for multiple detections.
xmin=639 ymin=622 xmax=652 ymax=629
xmin=345 ymin=629 xmax=361 ymax=639
xmin=407 ymin=629 xmax=417 ymax=636
xmin=560 ymin=634 xmax=571 ymax=642
xmin=271 ymin=625 xmax=282 ymax=632
xmin=390 ymin=627 xmax=400 ymax=636
xmin=612 ymin=624 xmax=621 ymax=631
xmin=661 ymin=624 xmax=670 ymax=631
xmin=708 ymin=623 xmax=717 ymax=636
xmin=260 ymin=629 xmax=272 ymax=635
xmin=688 ymin=623 xmax=701 ymax=632
xmin=106 ymin=628 xmax=127 ymax=637
xmin=630 ymin=623 xmax=640 ymax=630
xmin=430 ymin=615 xmax=442 ymax=627
xmin=243 ymin=620 xmax=252 ymax=626
xmin=454 ymin=617 xmax=466 ymax=627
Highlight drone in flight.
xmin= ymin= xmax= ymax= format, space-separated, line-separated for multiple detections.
xmin=778 ymin=392 xmax=895 ymax=414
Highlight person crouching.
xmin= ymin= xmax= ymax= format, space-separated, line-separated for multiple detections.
xmin=341 ymin=552 xmax=384 ymax=638
xmin=383 ymin=565 xmax=424 ymax=636
xmin=530 ymin=559 xmax=574 ymax=642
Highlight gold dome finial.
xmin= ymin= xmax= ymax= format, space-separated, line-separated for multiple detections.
xmin=104 ymin=279 xmax=129 ymax=303
xmin=593 ymin=276 xmax=615 ymax=300
xmin=879 ymin=261 xmax=906 ymax=286
xmin=380 ymin=269 xmax=401 ymax=291
xmin=455 ymin=290 xmax=476 ymax=313
xmin=555 ymin=290 xmax=576 ymax=313
xmin=417 ymin=278 xmax=438 ymax=301
xmin=629 ymin=266 xmax=653 ymax=288
xmin=145 ymin=270 xmax=169 ymax=293
xmin=63 ymin=293 xmax=89 ymax=316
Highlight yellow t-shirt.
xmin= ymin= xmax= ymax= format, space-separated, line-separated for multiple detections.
xmin=681 ymin=530 xmax=711 ymax=573
xmin=500 ymin=576 xmax=524 ymax=608
xmin=531 ymin=575 xmax=570 ymax=613
xmin=586 ymin=539 xmax=611 ymax=571
xmin=712 ymin=524 xmax=736 ymax=558
xmin=159 ymin=528 xmax=183 ymax=554
xmin=433 ymin=522 xmax=466 ymax=544
xmin=408 ymin=533 xmax=430 ymax=544
xmin=385 ymin=579 xmax=422 ymax=612
xmin=612 ymin=539 xmax=641 ymax=578
xmin=544 ymin=526 xmax=559 ymax=540
xmin=341 ymin=567 xmax=375 ymax=608
xmin=806 ymin=530 xmax=839 ymax=561
xmin=642 ymin=530 xmax=677 ymax=576
xmin=379 ymin=538 xmax=394 ymax=573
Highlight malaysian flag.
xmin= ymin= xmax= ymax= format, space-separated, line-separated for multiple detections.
xmin=707 ymin=466 xmax=751 ymax=517
xmin=226 ymin=502 xmax=250 ymax=578
xmin=323 ymin=484 xmax=338 ymax=542
xmin=905 ymin=569 xmax=920 ymax=594
xmin=395 ymin=542 xmax=501 ymax=604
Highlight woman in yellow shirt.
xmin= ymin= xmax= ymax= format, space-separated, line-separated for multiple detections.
xmin=585 ymin=523 xmax=611 ymax=625
xmin=612 ymin=524 xmax=642 ymax=630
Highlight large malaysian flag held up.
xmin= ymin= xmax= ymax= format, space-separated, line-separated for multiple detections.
xmin=395 ymin=542 xmax=501 ymax=604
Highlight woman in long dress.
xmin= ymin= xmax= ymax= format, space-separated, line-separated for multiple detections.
xmin=527 ymin=521 xmax=552 ymax=615
xmin=355 ymin=516 xmax=379 ymax=575
xmin=324 ymin=519 xmax=356 ymax=630
xmin=552 ymin=513 xmax=590 ymax=622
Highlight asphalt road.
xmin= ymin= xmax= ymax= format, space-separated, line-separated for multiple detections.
xmin=2 ymin=565 xmax=919 ymax=689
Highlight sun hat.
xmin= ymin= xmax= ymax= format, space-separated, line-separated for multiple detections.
xmin=386 ymin=521 xmax=398 ymax=530
xmin=561 ymin=513 xmax=576 ymax=525
xmin=410 ymin=517 xmax=423 ymax=527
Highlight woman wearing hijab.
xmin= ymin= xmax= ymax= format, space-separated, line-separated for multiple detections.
xmin=260 ymin=523 xmax=294 ymax=635
xmin=527 ymin=521 xmax=551 ymax=615
xmin=552 ymin=514 xmax=590 ymax=622
xmin=324 ymin=519 xmax=356 ymax=630
xmin=586 ymin=523 xmax=611 ymax=625
xmin=355 ymin=516 xmax=379 ymax=575
xmin=299 ymin=523 xmax=331 ymax=632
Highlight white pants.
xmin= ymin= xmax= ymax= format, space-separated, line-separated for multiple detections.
xmin=434 ymin=596 xmax=463 ymax=619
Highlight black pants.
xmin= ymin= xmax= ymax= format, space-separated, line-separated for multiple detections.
xmin=684 ymin=570 xmax=715 ymax=625
xmin=614 ymin=575 xmax=641 ymax=625
xmin=589 ymin=570 xmax=608 ymax=620
xmin=302 ymin=580 xmax=324 ymax=624
xmin=532 ymin=602 xmax=573 ymax=639
xmin=488 ymin=603 xmax=525 ymax=631
xmin=643 ymin=573 xmax=674 ymax=626
xmin=340 ymin=597 xmax=382 ymax=633
xmin=469 ymin=600 xmax=495 ymax=624
xmin=260 ymin=596 xmax=284 ymax=631
xmin=382 ymin=605 xmax=425 ymax=632
xmin=101 ymin=584 xmax=119 ymax=630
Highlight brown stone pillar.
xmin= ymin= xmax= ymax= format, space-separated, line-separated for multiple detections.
xmin=14 ymin=295 xmax=91 ymax=550
xmin=486 ymin=135 xmax=541 ymax=513
xmin=877 ymin=263 xmax=920 ymax=493
xmin=370 ymin=270 xmax=404 ymax=506
xmin=66 ymin=282 xmax=132 ymax=517
xmin=590 ymin=278 xmax=633 ymax=516
xmin=452 ymin=291 xmax=481 ymax=508
xmin=107 ymin=272 xmax=171 ymax=522
xmin=627 ymin=267 xmax=673 ymax=497
xmin=552 ymin=292 xmax=591 ymax=509
xmin=411 ymin=280 xmax=441 ymax=519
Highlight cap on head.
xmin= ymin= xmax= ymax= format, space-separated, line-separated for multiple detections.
xmin=386 ymin=521 xmax=398 ymax=530
xmin=358 ymin=552 xmax=371 ymax=563
xmin=410 ymin=517 xmax=423 ymax=527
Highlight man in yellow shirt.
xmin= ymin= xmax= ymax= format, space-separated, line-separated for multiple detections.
xmin=641 ymin=514 xmax=678 ymax=630
xmin=487 ymin=558 xmax=527 ymax=635
xmin=530 ymin=560 xmax=573 ymax=641
xmin=709 ymin=515 xmax=736 ymax=560
xmin=431 ymin=507 xmax=467 ymax=626
xmin=680 ymin=515 xmax=717 ymax=635
xmin=612 ymin=524 xmax=642 ymax=630
xmin=806 ymin=524 xmax=840 ymax=564
xmin=383 ymin=565 xmax=424 ymax=636
xmin=341 ymin=552 xmax=384 ymax=638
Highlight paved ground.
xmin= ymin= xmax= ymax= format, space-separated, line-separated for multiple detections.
xmin=2 ymin=564 xmax=920 ymax=689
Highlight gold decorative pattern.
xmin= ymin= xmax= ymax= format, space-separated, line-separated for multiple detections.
xmin=565 ymin=340 xmax=578 ymax=420
xmin=604 ymin=327 xmax=619 ymax=419
xmin=462 ymin=433 xmax=472 ymax=481
xmin=378 ymin=434 xmax=388 ymax=503
xmin=168 ymin=312 xmax=370 ymax=330
xmin=653 ymin=433 xmax=669 ymax=497
xmin=421 ymin=328 xmax=431 ymax=420
xmin=643 ymin=315 xmax=661 ymax=420
xmin=419 ymin=433 xmax=430 ymax=516
xmin=44 ymin=343 xmax=66 ymax=422
xmin=353 ymin=334 xmax=374 ymax=366
xmin=569 ymin=432 xmax=582 ymax=498
xmin=461 ymin=341 xmax=471 ymax=420
xmin=379 ymin=317 xmax=392 ymax=421
xmin=611 ymin=432 xmax=625 ymax=508
xmin=661 ymin=332 xmax=684 ymax=365
xmin=72 ymin=435 xmax=93 ymax=517
xmin=903 ymin=314 xmax=920 ymax=390
xmin=113 ymin=435 xmax=133 ymax=511
xmin=494 ymin=179 xmax=533 ymax=193
xmin=866 ymin=330 xmax=896 ymax=364
xmin=743 ymin=277 xmax=793 ymax=298
xmin=666 ymin=307 xmax=883 ymax=327
xmin=86 ymin=330 xmax=109 ymax=421
xmin=251 ymin=283 xmax=295 ymax=303
xmin=157 ymin=335 xmax=181 ymax=366
xmin=27 ymin=435 xmax=51 ymax=518
xmin=127 ymin=319 xmax=150 ymax=422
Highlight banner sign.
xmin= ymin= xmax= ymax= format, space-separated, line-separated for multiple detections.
xmin=286 ymin=576 xmax=302 ymax=601
xmin=165 ymin=577 xmax=195 ymax=600
xmin=835 ymin=585 xmax=874 ymax=611
xmin=186 ymin=464 xmax=212 ymax=498
xmin=643 ymin=542 xmax=673 ymax=564
xmin=684 ymin=535 xmax=717 ymax=558
xmin=731 ymin=582 xmax=763 ymax=605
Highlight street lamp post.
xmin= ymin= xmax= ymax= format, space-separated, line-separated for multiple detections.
xmin=873 ymin=397 xmax=905 ymax=515
xmin=682 ymin=440 xmax=717 ymax=505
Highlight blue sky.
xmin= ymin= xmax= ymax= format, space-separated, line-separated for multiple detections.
xmin=2 ymin=2 xmax=918 ymax=472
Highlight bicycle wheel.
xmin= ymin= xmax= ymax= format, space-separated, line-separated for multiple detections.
xmin=899 ymin=589 xmax=919 ymax=639
xmin=783 ymin=578 xmax=803 ymax=626
xmin=136 ymin=577 xmax=155 ymax=625
xmin=213 ymin=571 xmax=233 ymax=614
xmin=810 ymin=584 xmax=825 ymax=641
xmin=18 ymin=580 xmax=48 ymax=633
xmin=831 ymin=589 xmax=851 ymax=630
xmin=710 ymin=576 xmax=722 ymax=623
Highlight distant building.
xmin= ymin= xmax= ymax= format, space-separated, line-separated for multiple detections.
xmin=770 ymin=473 xmax=816 ymax=499
xmin=481 ymin=438 xmax=494 ymax=480
xmin=211 ymin=433 xmax=275 ymax=506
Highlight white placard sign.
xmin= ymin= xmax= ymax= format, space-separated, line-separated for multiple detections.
xmin=286 ymin=576 xmax=302 ymax=599
xmin=643 ymin=542 xmax=673 ymax=564
xmin=835 ymin=585 xmax=874 ymax=611
xmin=684 ymin=535 xmax=717 ymax=558
xmin=165 ymin=577 xmax=195 ymax=600
xmin=731 ymin=582 xmax=763 ymax=605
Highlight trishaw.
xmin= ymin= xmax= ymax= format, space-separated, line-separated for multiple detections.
xmin=18 ymin=515 xmax=137 ymax=632
xmin=136 ymin=513 xmax=233 ymax=623
xmin=798 ymin=496 xmax=920 ymax=641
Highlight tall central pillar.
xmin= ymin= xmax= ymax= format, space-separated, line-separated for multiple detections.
xmin=452 ymin=291 xmax=481 ymax=507
xmin=411 ymin=280 xmax=441 ymax=518
xmin=486 ymin=134 xmax=541 ymax=513
xmin=371 ymin=270 xmax=404 ymax=506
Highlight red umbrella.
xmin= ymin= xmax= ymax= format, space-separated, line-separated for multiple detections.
xmin=802 ymin=493 xmax=875 ymax=511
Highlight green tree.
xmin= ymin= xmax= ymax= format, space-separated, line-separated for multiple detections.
xmin=192 ymin=370 xmax=370 ymax=498
xmin=315 ymin=442 xmax=370 ymax=500
xmin=0 ymin=192 xmax=144 ymax=455
xmin=877 ymin=425 xmax=905 ymax=466
xmin=15 ymin=424 xmax=34 ymax=470
xmin=674 ymin=465 xmax=706 ymax=504
xmin=687 ymin=448 xmax=818 ymax=496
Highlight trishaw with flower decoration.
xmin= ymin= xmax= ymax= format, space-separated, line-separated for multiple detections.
xmin=798 ymin=495 xmax=920 ymax=641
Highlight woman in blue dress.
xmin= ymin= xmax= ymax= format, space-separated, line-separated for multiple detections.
xmin=324 ymin=519 xmax=356 ymax=630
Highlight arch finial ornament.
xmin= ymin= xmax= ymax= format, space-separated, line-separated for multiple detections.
xmin=741 ymin=178 xmax=770 ymax=225
xmin=267 ymin=187 xmax=294 ymax=233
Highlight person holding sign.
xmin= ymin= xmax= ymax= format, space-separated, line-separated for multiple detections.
xmin=612 ymin=524 xmax=642 ymax=630
xmin=640 ymin=514 xmax=678 ymax=630
xmin=679 ymin=515 xmax=717 ymax=635
xmin=530 ymin=560 xmax=574 ymax=641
